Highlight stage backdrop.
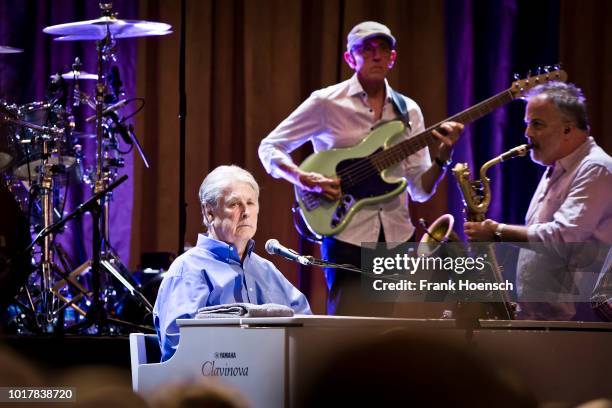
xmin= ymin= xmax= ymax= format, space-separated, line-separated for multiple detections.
xmin=131 ymin=0 xmax=612 ymax=314
xmin=2 ymin=0 xmax=610 ymax=315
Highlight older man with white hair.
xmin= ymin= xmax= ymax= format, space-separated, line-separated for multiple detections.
xmin=154 ymin=165 xmax=311 ymax=361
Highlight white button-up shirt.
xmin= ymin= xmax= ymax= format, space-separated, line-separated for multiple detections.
xmin=525 ymin=137 xmax=612 ymax=244
xmin=259 ymin=74 xmax=434 ymax=246
xmin=517 ymin=137 xmax=612 ymax=319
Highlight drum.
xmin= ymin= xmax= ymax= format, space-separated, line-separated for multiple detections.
xmin=0 ymin=102 xmax=19 ymax=171
xmin=11 ymin=101 xmax=77 ymax=180
xmin=0 ymin=182 xmax=31 ymax=309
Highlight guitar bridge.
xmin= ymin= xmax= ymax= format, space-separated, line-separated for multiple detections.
xmin=299 ymin=190 xmax=320 ymax=211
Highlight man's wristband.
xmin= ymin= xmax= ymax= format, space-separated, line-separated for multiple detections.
xmin=434 ymin=156 xmax=451 ymax=169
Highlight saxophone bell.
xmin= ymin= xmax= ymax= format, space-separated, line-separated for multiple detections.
xmin=418 ymin=214 xmax=462 ymax=257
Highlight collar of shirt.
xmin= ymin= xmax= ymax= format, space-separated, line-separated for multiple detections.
xmin=346 ymin=74 xmax=393 ymax=104
xmin=550 ymin=136 xmax=594 ymax=180
xmin=196 ymin=234 xmax=255 ymax=264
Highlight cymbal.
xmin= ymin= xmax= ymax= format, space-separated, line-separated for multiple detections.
xmin=51 ymin=71 xmax=98 ymax=80
xmin=54 ymin=30 xmax=173 ymax=42
xmin=43 ymin=16 xmax=172 ymax=41
xmin=0 ymin=45 xmax=23 ymax=54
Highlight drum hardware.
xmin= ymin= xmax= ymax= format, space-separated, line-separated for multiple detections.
xmin=0 ymin=45 xmax=23 ymax=54
xmin=23 ymin=175 xmax=135 ymax=332
xmin=2 ymin=2 xmax=169 ymax=334
xmin=19 ymin=1 xmax=168 ymax=333
xmin=51 ymin=70 xmax=99 ymax=81
xmin=42 ymin=5 xmax=172 ymax=41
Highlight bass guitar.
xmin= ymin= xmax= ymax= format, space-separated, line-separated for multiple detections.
xmin=295 ymin=68 xmax=567 ymax=237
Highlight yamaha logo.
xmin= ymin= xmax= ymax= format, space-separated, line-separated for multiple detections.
xmin=214 ymin=351 xmax=237 ymax=359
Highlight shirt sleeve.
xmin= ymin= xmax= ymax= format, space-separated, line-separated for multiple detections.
xmin=253 ymin=255 xmax=313 ymax=314
xmin=258 ymin=92 xmax=325 ymax=178
xmin=286 ymin=284 xmax=312 ymax=315
xmin=153 ymin=262 xmax=211 ymax=361
xmin=400 ymin=101 xmax=434 ymax=202
xmin=527 ymin=163 xmax=612 ymax=243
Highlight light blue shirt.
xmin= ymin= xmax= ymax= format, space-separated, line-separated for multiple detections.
xmin=153 ymin=234 xmax=312 ymax=361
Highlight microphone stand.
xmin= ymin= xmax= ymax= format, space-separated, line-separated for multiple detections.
xmin=297 ymin=256 xmax=406 ymax=283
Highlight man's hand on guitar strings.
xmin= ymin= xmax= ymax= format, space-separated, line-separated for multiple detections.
xmin=297 ymin=171 xmax=342 ymax=201
xmin=432 ymin=121 xmax=464 ymax=161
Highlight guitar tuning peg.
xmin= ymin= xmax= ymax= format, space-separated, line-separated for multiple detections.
xmin=526 ymin=69 xmax=532 ymax=78
xmin=536 ymin=67 xmax=542 ymax=75
xmin=513 ymin=73 xmax=519 ymax=81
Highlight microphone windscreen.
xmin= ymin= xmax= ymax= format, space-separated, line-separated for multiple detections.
xmin=265 ymin=239 xmax=279 ymax=255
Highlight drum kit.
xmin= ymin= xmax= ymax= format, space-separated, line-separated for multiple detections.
xmin=0 ymin=3 xmax=171 ymax=334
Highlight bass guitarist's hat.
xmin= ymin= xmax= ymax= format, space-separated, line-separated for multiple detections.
xmin=347 ymin=21 xmax=396 ymax=51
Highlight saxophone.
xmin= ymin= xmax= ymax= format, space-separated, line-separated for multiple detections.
xmin=454 ymin=144 xmax=531 ymax=319
xmin=421 ymin=144 xmax=531 ymax=320
xmin=453 ymin=144 xmax=531 ymax=222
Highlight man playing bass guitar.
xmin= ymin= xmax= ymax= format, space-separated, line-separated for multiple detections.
xmin=259 ymin=21 xmax=463 ymax=316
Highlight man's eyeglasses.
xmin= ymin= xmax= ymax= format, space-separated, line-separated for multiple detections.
xmin=352 ymin=41 xmax=392 ymax=57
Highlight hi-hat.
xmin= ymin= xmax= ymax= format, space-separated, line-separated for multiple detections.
xmin=0 ymin=45 xmax=23 ymax=54
xmin=43 ymin=16 xmax=172 ymax=41
xmin=51 ymin=70 xmax=98 ymax=80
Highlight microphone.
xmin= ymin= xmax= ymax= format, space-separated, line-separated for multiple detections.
xmin=418 ymin=218 xmax=444 ymax=243
xmin=265 ymin=239 xmax=312 ymax=266
xmin=109 ymin=65 xmax=124 ymax=98
xmin=107 ymin=112 xmax=133 ymax=145
xmin=85 ymin=99 xmax=129 ymax=123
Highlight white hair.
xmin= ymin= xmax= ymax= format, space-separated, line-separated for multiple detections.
xmin=198 ymin=165 xmax=260 ymax=226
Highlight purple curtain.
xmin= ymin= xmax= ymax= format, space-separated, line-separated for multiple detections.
xmin=445 ymin=0 xmax=560 ymax=235
xmin=0 ymin=0 xmax=137 ymax=267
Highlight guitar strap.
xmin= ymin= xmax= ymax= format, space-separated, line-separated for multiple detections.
xmin=389 ymin=88 xmax=412 ymax=131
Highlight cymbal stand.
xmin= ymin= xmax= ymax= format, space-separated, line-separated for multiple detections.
xmin=32 ymin=127 xmax=87 ymax=333
xmin=39 ymin=136 xmax=55 ymax=331
xmin=78 ymin=22 xmax=153 ymax=331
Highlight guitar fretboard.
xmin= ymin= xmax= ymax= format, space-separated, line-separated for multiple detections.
xmin=370 ymin=89 xmax=515 ymax=171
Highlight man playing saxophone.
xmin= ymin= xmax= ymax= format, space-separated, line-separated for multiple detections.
xmin=464 ymin=82 xmax=612 ymax=320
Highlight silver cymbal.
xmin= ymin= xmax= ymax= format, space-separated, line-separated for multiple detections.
xmin=43 ymin=16 xmax=172 ymax=40
xmin=51 ymin=70 xmax=99 ymax=80
xmin=0 ymin=45 xmax=23 ymax=54
xmin=54 ymin=30 xmax=173 ymax=42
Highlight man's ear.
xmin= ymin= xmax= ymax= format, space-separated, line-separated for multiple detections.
xmin=203 ymin=204 xmax=214 ymax=224
xmin=387 ymin=50 xmax=397 ymax=69
xmin=344 ymin=51 xmax=356 ymax=70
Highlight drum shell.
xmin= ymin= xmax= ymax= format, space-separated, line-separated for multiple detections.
xmin=0 ymin=103 xmax=19 ymax=172
xmin=0 ymin=182 xmax=31 ymax=308
xmin=11 ymin=102 xmax=77 ymax=180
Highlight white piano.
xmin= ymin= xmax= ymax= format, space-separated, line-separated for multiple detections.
xmin=131 ymin=316 xmax=612 ymax=407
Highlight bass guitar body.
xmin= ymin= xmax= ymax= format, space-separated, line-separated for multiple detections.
xmin=295 ymin=120 xmax=408 ymax=237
